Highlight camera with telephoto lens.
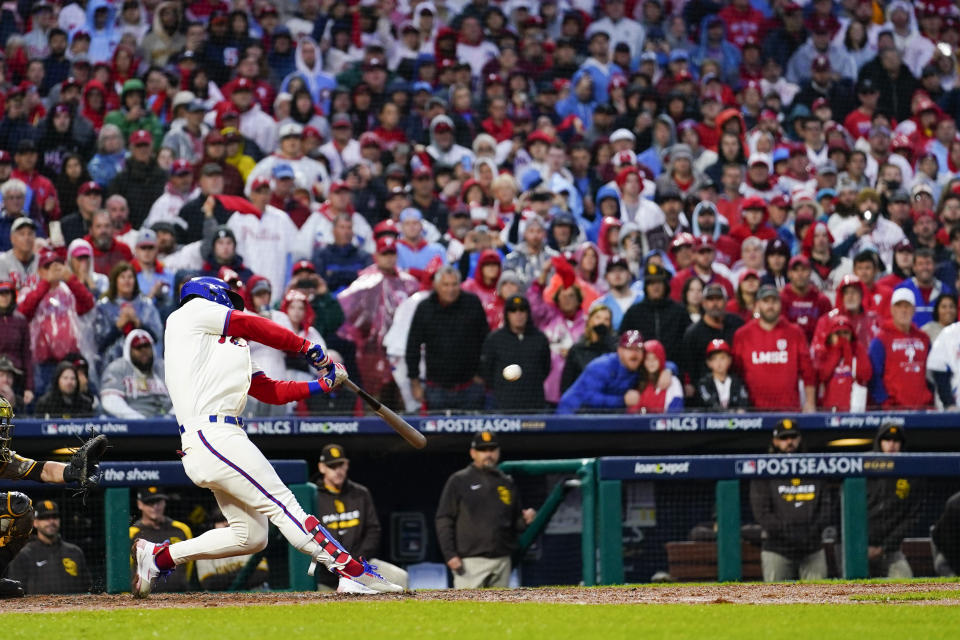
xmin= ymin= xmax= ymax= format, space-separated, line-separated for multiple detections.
xmin=860 ymin=209 xmax=877 ymax=227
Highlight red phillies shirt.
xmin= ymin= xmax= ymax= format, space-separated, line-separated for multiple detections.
xmin=733 ymin=316 xmax=815 ymax=410
xmin=868 ymin=320 xmax=933 ymax=408
xmin=780 ymin=285 xmax=833 ymax=342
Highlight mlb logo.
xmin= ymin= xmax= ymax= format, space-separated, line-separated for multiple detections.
xmin=423 ymin=420 xmax=437 ymax=432
xmin=736 ymin=460 xmax=757 ymax=474
xmin=777 ymin=339 xmax=787 ymax=350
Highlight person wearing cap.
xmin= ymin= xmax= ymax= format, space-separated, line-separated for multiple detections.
xmin=750 ymin=419 xmax=831 ymax=582
xmin=0 ymin=214 xmax=40 ymax=286
xmin=479 ymin=295 xmax=550 ymax=411
xmin=396 ymin=208 xmax=446 ymax=271
xmin=4 ymin=499 xmax=91 ymax=595
xmin=812 ymin=312 xmax=872 ymax=412
xmin=297 ymin=178 xmax=376 ymax=258
xmin=426 ymin=114 xmax=474 ymax=170
xmin=245 ymin=120 xmax=330 ymax=199
xmin=0 ymin=354 xmax=25 ymax=414
xmin=161 ymin=97 xmax=210 ymax=165
xmin=337 ymin=234 xmax=419 ymax=400
xmin=101 ymin=328 xmax=171 ymax=418
xmin=405 ymin=265 xmax=489 ymax=410
xmin=866 ymin=424 xmax=922 ymax=578
xmin=695 ymin=338 xmax=750 ymax=410
xmin=312 ymin=213 xmax=372 ymax=294
xmin=11 ymin=139 xmax=61 ymax=231
xmin=739 ymin=153 xmax=780 ymax=202
xmin=130 ymin=486 xmax=194 ymax=593
xmin=131 ymin=229 xmax=174 ymax=305
xmin=669 ymin=235 xmax=735 ymax=305
xmin=142 ymin=160 xmax=195 ymax=234
xmin=732 ymin=284 xmax=817 ymax=411
xmin=435 ymin=431 xmax=536 ymax=589
xmin=679 ymin=281 xmax=745 ymax=401
xmin=557 ymin=329 xmax=652 ymax=413
xmin=832 ymin=187 xmax=906 ymax=268
xmin=779 ymin=254 xmax=833 ymax=342
xmin=59 ymin=180 xmax=103 ymax=247
xmin=104 ymin=129 xmax=167 ymax=228
xmin=690 ymin=16 xmax=742 ymax=86
xmin=591 ymin=257 xmax=641 ymax=331
xmin=794 ymin=56 xmax=857 ymax=124
xmin=785 ymin=14 xmax=857 ymax=85
xmin=318 ymin=113 xmax=362 ymax=180
xmin=192 ymin=130 xmax=245 ymax=197
xmin=219 ymin=73 xmax=278 ymax=156
xmin=310 ymin=444 xmax=407 ymax=592
xmin=103 ymin=79 xmax=163 ymax=147
xmin=18 ymin=246 xmax=96 ymax=395
xmin=891 ymin=247 xmax=954 ymax=327
xmin=867 ymin=287 xmax=933 ymax=408
xmin=729 ymin=196 xmax=778 ymax=248
xmin=503 ymin=213 xmax=560 ymax=287
xmin=621 ymin=263 xmax=691 ymax=362
xmin=0 ymin=276 xmax=32 ymax=400
xmin=843 ymin=77 xmax=882 ymax=141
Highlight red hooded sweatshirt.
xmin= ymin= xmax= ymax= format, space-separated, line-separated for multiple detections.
xmin=814 ymin=314 xmax=872 ymax=411
xmin=733 ymin=316 xmax=815 ymax=410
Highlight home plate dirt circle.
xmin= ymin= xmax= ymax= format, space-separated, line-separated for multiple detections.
xmin=2 ymin=582 xmax=959 ymax=613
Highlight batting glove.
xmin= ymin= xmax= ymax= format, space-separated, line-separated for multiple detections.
xmin=315 ymin=362 xmax=348 ymax=393
xmin=304 ymin=343 xmax=331 ymax=371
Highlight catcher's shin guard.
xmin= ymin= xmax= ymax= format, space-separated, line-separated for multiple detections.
xmin=303 ymin=516 xmax=364 ymax=578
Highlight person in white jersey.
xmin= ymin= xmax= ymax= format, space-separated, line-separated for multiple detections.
xmin=131 ymin=276 xmax=402 ymax=597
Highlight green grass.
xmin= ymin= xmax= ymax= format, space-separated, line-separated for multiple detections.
xmin=850 ymin=590 xmax=960 ymax=602
xmin=6 ymin=602 xmax=960 ymax=640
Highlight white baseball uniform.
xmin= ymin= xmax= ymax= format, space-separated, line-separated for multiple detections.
xmin=163 ymin=297 xmax=330 ymax=567
xmin=928 ymin=323 xmax=960 ymax=409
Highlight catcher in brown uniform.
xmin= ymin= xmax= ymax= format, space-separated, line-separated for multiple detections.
xmin=0 ymin=396 xmax=108 ymax=598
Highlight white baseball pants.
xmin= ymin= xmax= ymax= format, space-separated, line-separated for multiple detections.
xmin=168 ymin=421 xmax=325 ymax=565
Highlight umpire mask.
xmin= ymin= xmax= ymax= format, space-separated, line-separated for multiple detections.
xmin=0 ymin=396 xmax=13 ymax=463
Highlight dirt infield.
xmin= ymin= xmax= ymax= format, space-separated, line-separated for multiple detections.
xmin=3 ymin=582 xmax=959 ymax=612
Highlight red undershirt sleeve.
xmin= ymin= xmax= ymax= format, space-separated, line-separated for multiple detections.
xmin=226 ymin=311 xmax=310 ymax=353
xmin=248 ymin=372 xmax=316 ymax=404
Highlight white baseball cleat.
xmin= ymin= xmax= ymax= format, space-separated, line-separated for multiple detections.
xmin=131 ymin=539 xmax=169 ymax=598
xmin=336 ymin=576 xmax=378 ymax=594
xmin=338 ymin=559 xmax=404 ymax=593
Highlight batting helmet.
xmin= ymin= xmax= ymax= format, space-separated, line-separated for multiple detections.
xmin=179 ymin=276 xmax=245 ymax=311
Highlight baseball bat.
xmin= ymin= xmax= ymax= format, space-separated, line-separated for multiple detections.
xmin=342 ymin=378 xmax=426 ymax=449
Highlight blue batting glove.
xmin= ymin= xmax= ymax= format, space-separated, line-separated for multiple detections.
xmin=313 ymin=362 xmax=347 ymax=394
xmin=304 ymin=343 xmax=331 ymax=371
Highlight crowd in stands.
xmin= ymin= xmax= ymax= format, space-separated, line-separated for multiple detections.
xmin=2 ymin=0 xmax=960 ymax=416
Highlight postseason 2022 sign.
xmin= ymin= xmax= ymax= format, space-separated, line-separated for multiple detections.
xmin=600 ymin=453 xmax=960 ymax=480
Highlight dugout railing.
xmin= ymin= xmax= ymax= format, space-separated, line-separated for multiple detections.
xmin=503 ymin=453 xmax=960 ymax=586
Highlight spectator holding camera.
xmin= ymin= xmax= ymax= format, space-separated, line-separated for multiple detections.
xmin=18 ymin=249 xmax=95 ymax=395
xmin=868 ymin=288 xmax=933 ymax=409
xmin=833 ymin=188 xmax=905 ymax=267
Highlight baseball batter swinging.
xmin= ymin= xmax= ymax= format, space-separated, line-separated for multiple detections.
xmin=132 ymin=276 xmax=402 ymax=596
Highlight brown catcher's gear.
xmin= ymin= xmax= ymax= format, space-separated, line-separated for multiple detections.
xmin=0 ymin=491 xmax=34 ymax=596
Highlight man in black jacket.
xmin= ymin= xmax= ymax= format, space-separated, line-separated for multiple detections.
xmin=435 ymin=431 xmax=536 ymax=588
xmin=479 ymin=295 xmax=550 ymax=411
xmin=59 ymin=181 xmax=103 ymax=246
xmin=749 ymin=420 xmax=831 ymax=581
xmin=311 ymin=444 xmax=407 ymax=592
xmin=867 ymin=424 xmax=922 ymax=578
xmin=406 ymin=266 xmax=489 ymax=410
xmin=106 ymin=129 xmax=166 ymax=228
xmin=620 ymin=263 xmax=690 ymax=362
xmin=5 ymin=500 xmax=90 ymax=594
xmin=679 ymin=283 xmax=744 ymax=403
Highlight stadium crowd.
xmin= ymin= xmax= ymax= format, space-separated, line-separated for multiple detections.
xmin=2 ymin=0 xmax=960 ymax=417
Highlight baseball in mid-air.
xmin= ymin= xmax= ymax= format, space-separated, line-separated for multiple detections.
xmin=502 ymin=364 xmax=522 ymax=381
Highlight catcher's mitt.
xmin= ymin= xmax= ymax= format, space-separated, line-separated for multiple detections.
xmin=62 ymin=434 xmax=109 ymax=494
